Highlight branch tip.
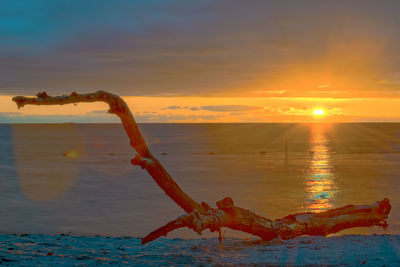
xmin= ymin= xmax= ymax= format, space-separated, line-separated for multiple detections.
xmin=36 ymin=92 xmax=49 ymax=98
xmin=12 ymin=97 xmax=24 ymax=109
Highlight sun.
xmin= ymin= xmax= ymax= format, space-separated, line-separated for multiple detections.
xmin=313 ymin=109 xmax=325 ymax=116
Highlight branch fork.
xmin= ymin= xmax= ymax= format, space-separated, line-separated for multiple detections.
xmin=130 ymin=154 xmax=154 ymax=170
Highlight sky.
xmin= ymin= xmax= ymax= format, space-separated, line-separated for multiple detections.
xmin=1 ymin=0 xmax=400 ymax=122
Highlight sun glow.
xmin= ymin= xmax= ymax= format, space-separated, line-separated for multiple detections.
xmin=313 ymin=109 xmax=325 ymax=116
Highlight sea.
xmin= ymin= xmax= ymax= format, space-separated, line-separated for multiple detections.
xmin=0 ymin=123 xmax=399 ymax=239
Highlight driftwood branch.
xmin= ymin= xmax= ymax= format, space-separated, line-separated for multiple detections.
xmin=13 ymin=91 xmax=392 ymax=244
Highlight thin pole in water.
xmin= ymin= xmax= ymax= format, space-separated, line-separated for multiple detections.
xmin=284 ymin=123 xmax=288 ymax=162
xmin=285 ymin=138 xmax=288 ymax=161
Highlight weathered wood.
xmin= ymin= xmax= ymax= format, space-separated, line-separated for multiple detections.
xmin=142 ymin=197 xmax=391 ymax=244
xmin=13 ymin=91 xmax=392 ymax=245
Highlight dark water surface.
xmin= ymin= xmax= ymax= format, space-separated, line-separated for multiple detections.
xmin=0 ymin=123 xmax=399 ymax=238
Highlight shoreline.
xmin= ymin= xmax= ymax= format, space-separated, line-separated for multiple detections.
xmin=1 ymin=233 xmax=399 ymax=266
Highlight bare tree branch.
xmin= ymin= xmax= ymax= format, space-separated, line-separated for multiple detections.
xmin=13 ymin=91 xmax=392 ymax=245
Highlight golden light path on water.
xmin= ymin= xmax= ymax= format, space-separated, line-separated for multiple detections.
xmin=304 ymin=124 xmax=338 ymax=213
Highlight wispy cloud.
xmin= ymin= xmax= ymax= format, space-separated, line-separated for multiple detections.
xmin=199 ymin=105 xmax=262 ymax=112
xmin=0 ymin=110 xmax=119 ymax=123
xmin=165 ymin=105 xmax=183 ymax=110
xmin=133 ymin=112 xmax=222 ymax=122
xmin=84 ymin=110 xmax=110 ymax=116
xmin=0 ymin=112 xmax=21 ymax=117
xmin=164 ymin=105 xmax=262 ymax=112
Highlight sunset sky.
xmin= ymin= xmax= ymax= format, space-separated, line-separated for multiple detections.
xmin=1 ymin=0 xmax=400 ymax=122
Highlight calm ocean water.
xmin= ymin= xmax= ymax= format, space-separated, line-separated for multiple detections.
xmin=0 ymin=123 xmax=399 ymax=238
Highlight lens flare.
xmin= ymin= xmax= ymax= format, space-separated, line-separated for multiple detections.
xmin=12 ymin=124 xmax=82 ymax=201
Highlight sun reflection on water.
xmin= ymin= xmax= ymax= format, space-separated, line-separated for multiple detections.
xmin=304 ymin=124 xmax=337 ymax=213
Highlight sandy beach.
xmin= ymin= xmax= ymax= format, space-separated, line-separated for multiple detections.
xmin=0 ymin=233 xmax=399 ymax=266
